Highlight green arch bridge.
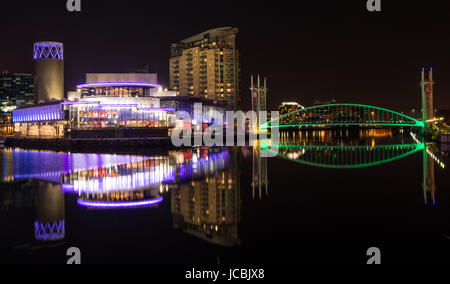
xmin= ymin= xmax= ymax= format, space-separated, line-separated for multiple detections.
xmin=262 ymin=143 xmax=424 ymax=169
xmin=262 ymin=104 xmax=425 ymax=129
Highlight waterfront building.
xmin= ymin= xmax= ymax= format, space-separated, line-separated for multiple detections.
xmin=277 ymin=102 xmax=305 ymax=125
xmin=12 ymin=41 xmax=226 ymax=139
xmin=0 ymin=72 xmax=34 ymax=111
xmin=0 ymin=112 xmax=13 ymax=134
xmin=71 ymin=73 xmax=172 ymax=129
xmin=170 ymin=27 xmax=240 ymax=110
xmin=160 ymin=96 xmax=226 ymax=130
xmin=13 ymin=73 xmax=225 ymax=138
xmin=33 ymin=42 xmax=64 ymax=103
xmin=13 ymin=73 xmax=174 ymax=138
xmin=0 ymin=72 xmax=34 ymax=134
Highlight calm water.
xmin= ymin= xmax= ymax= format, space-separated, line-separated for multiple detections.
xmin=1 ymin=129 xmax=449 ymax=264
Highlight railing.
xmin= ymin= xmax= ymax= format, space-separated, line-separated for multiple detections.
xmin=263 ymin=104 xmax=424 ymax=129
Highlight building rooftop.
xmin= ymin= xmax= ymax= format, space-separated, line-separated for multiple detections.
xmin=86 ymin=73 xmax=158 ymax=85
xmin=180 ymin=27 xmax=238 ymax=44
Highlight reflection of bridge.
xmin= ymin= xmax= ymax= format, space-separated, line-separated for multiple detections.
xmin=263 ymin=104 xmax=425 ymax=129
xmin=266 ymin=144 xmax=424 ymax=169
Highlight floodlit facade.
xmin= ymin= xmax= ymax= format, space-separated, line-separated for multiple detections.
xmin=170 ymin=27 xmax=240 ymax=110
xmin=277 ymin=102 xmax=305 ymax=125
xmin=33 ymin=42 xmax=64 ymax=103
xmin=12 ymin=42 xmax=226 ymax=139
xmin=12 ymin=70 xmax=175 ymax=138
xmin=71 ymin=74 xmax=171 ymax=129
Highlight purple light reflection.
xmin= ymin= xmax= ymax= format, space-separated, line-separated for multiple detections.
xmin=34 ymin=220 xmax=65 ymax=241
xmin=77 ymin=197 xmax=163 ymax=208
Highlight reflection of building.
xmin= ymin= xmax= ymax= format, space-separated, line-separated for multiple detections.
xmin=423 ymin=147 xmax=437 ymax=206
xmin=278 ymin=102 xmax=304 ymax=125
xmin=170 ymin=27 xmax=240 ymax=110
xmin=62 ymin=157 xmax=175 ymax=194
xmin=34 ymin=181 xmax=65 ymax=241
xmin=170 ymin=149 xmax=241 ymax=246
xmin=2 ymin=147 xmax=244 ymax=246
xmin=77 ymin=189 xmax=163 ymax=209
xmin=252 ymin=143 xmax=268 ymax=199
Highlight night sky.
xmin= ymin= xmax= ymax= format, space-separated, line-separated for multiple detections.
xmin=1 ymin=0 xmax=450 ymax=112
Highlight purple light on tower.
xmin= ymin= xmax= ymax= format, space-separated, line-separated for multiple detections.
xmin=33 ymin=42 xmax=64 ymax=60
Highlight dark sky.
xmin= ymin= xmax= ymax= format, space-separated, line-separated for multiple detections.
xmin=1 ymin=0 xmax=450 ymax=112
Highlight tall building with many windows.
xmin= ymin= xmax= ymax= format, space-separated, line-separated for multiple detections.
xmin=170 ymin=27 xmax=240 ymax=110
xmin=0 ymin=72 xmax=34 ymax=134
xmin=0 ymin=72 xmax=34 ymax=112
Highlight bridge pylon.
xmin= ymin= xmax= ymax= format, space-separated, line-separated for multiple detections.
xmin=250 ymin=75 xmax=267 ymax=133
xmin=420 ymin=68 xmax=435 ymax=128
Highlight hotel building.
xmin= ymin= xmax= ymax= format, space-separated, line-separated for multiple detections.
xmin=170 ymin=27 xmax=240 ymax=110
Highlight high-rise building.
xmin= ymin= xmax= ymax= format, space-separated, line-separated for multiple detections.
xmin=0 ymin=72 xmax=34 ymax=112
xmin=277 ymin=102 xmax=305 ymax=125
xmin=170 ymin=27 xmax=239 ymax=110
xmin=0 ymin=72 xmax=34 ymax=134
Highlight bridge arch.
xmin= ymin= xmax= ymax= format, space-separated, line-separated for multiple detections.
xmin=264 ymin=144 xmax=424 ymax=169
xmin=263 ymin=104 xmax=424 ymax=128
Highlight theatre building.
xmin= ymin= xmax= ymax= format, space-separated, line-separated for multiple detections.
xmin=13 ymin=73 xmax=175 ymax=139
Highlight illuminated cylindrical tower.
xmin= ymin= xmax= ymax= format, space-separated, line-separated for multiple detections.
xmin=33 ymin=41 xmax=64 ymax=103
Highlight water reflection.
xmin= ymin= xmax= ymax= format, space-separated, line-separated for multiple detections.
xmin=0 ymin=128 xmax=447 ymax=252
xmin=34 ymin=181 xmax=65 ymax=241
xmin=252 ymin=142 xmax=268 ymax=200
xmin=256 ymin=129 xmax=446 ymax=206
xmin=0 ymin=147 xmax=241 ymax=246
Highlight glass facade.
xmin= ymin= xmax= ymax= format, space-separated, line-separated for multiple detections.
xmin=68 ymin=104 xmax=172 ymax=128
xmin=81 ymin=86 xmax=154 ymax=98
xmin=161 ymin=98 xmax=225 ymax=125
xmin=0 ymin=73 xmax=34 ymax=113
